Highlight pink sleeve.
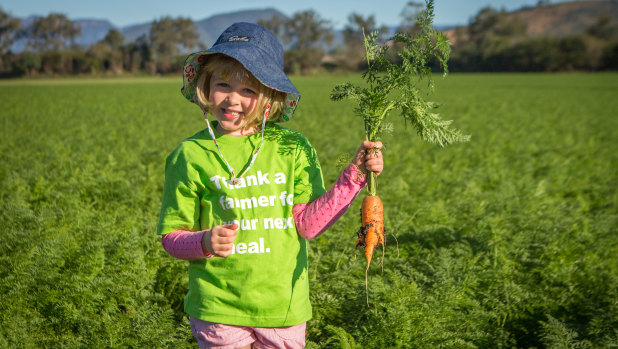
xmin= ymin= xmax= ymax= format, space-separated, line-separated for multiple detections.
xmin=293 ymin=164 xmax=366 ymax=239
xmin=161 ymin=230 xmax=213 ymax=260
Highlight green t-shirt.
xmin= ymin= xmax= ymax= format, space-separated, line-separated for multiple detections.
xmin=157 ymin=121 xmax=326 ymax=327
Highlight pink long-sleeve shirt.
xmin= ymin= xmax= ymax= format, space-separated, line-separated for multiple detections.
xmin=161 ymin=164 xmax=366 ymax=260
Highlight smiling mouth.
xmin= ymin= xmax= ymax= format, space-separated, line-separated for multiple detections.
xmin=222 ymin=109 xmax=242 ymax=120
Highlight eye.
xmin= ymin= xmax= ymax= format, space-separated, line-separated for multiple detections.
xmin=243 ymin=87 xmax=257 ymax=95
xmin=216 ymin=82 xmax=230 ymax=88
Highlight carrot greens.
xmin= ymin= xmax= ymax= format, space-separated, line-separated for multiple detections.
xmin=331 ymin=0 xmax=470 ymax=196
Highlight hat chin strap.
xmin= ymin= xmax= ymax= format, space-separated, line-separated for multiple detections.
xmin=203 ymin=104 xmax=270 ymax=185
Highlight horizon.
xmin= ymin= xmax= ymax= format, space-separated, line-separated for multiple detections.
xmin=1 ymin=0 xmax=572 ymax=29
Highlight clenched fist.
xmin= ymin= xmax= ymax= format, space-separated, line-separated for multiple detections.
xmin=202 ymin=224 xmax=238 ymax=258
xmin=352 ymin=140 xmax=383 ymax=176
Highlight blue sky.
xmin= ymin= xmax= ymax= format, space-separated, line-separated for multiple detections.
xmin=1 ymin=0 xmax=569 ymax=28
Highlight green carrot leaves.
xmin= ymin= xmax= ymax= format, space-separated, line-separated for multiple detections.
xmin=330 ymin=0 xmax=469 ymax=147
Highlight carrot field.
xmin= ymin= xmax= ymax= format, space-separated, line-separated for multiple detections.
xmin=0 ymin=73 xmax=616 ymax=348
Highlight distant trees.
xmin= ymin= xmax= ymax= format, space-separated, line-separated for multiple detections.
xmin=150 ymin=16 xmax=200 ymax=73
xmin=0 ymin=7 xmax=20 ymax=73
xmin=258 ymin=13 xmax=287 ymax=39
xmin=449 ymin=7 xmax=618 ymax=72
xmin=0 ymin=7 xmax=20 ymax=54
xmin=87 ymin=29 xmax=125 ymax=74
xmin=102 ymin=29 xmax=124 ymax=50
xmin=259 ymin=10 xmax=334 ymax=73
xmin=587 ymin=13 xmax=618 ymax=41
xmin=126 ymin=34 xmax=151 ymax=73
xmin=449 ymin=7 xmax=527 ymax=71
xmin=23 ymin=13 xmax=81 ymax=75
xmin=0 ymin=12 xmax=202 ymax=76
xmin=397 ymin=1 xmax=424 ymax=34
xmin=1 ymin=2 xmax=617 ymax=77
xmin=260 ymin=9 xmax=393 ymax=73
xmin=340 ymin=13 xmax=390 ymax=70
xmin=28 ymin=13 xmax=80 ymax=51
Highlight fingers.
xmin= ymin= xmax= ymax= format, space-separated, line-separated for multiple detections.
xmin=362 ymin=140 xmax=382 ymax=151
xmin=209 ymin=224 xmax=239 ymax=257
xmin=365 ymin=156 xmax=383 ymax=175
xmin=353 ymin=141 xmax=383 ymax=162
xmin=222 ymin=223 xmax=239 ymax=231
xmin=358 ymin=141 xmax=384 ymax=176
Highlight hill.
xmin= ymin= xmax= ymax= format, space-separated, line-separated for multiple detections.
xmin=121 ymin=8 xmax=287 ymax=47
xmin=444 ymin=0 xmax=618 ymax=43
xmin=9 ymin=17 xmax=115 ymax=52
xmin=513 ymin=0 xmax=618 ymax=37
xmin=10 ymin=9 xmax=288 ymax=52
xmin=195 ymin=8 xmax=287 ymax=46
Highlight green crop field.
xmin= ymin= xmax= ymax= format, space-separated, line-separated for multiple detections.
xmin=0 ymin=73 xmax=616 ymax=348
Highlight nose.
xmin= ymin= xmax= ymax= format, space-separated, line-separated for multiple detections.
xmin=225 ymin=91 xmax=241 ymax=105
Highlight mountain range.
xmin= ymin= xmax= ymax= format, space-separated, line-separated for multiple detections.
xmin=10 ymin=1 xmax=618 ymax=52
xmin=10 ymin=8 xmax=288 ymax=52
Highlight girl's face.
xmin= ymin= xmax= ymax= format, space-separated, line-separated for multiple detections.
xmin=208 ymin=70 xmax=259 ymax=136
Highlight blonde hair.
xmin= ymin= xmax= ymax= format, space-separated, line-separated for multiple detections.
xmin=195 ymin=54 xmax=287 ymax=130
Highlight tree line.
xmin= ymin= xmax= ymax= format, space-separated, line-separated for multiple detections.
xmin=1 ymin=2 xmax=617 ymax=77
xmin=0 ymin=10 xmax=202 ymax=76
xmin=448 ymin=7 xmax=618 ymax=72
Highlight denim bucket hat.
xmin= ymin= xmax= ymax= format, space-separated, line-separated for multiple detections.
xmin=181 ymin=22 xmax=300 ymax=122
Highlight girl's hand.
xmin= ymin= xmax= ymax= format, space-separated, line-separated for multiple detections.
xmin=202 ymin=224 xmax=238 ymax=258
xmin=352 ymin=140 xmax=383 ymax=177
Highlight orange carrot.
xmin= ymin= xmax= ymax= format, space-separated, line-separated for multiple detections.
xmin=356 ymin=195 xmax=385 ymax=265
xmin=355 ymin=194 xmax=385 ymax=305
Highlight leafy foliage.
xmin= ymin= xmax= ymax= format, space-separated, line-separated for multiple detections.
xmin=448 ymin=4 xmax=618 ymax=72
xmin=331 ymin=0 xmax=468 ymax=196
xmin=259 ymin=10 xmax=334 ymax=74
xmin=0 ymin=7 xmax=21 ymax=55
xmin=150 ymin=17 xmax=200 ymax=59
xmin=330 ymin=0 xmax=468 ymax=148
xmin=0 ymin=72 xmax=617 ymax=348
xmin=27 ymin=13 xmax=81 ymax=51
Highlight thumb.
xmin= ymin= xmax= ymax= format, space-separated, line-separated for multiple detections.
xmin=354 ymin=143 xmax=366 ymax=161
xmin=224 ymin=223 xmax=239 ymax=231
xmin=363 ymin=140 xmax=382 ymax=150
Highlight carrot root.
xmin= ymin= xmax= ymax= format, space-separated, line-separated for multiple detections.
xmin=365 ymin=263 xmax=370 ymax=306
xmin=356 ymin=195 xmax=385 ymax=305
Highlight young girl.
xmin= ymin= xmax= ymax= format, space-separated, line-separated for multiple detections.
xmin=157 ymin=22 xmax=383 ymax=349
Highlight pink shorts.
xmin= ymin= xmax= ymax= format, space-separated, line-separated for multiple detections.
xmin=189 ymin=316 xmax=306 ymax=349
